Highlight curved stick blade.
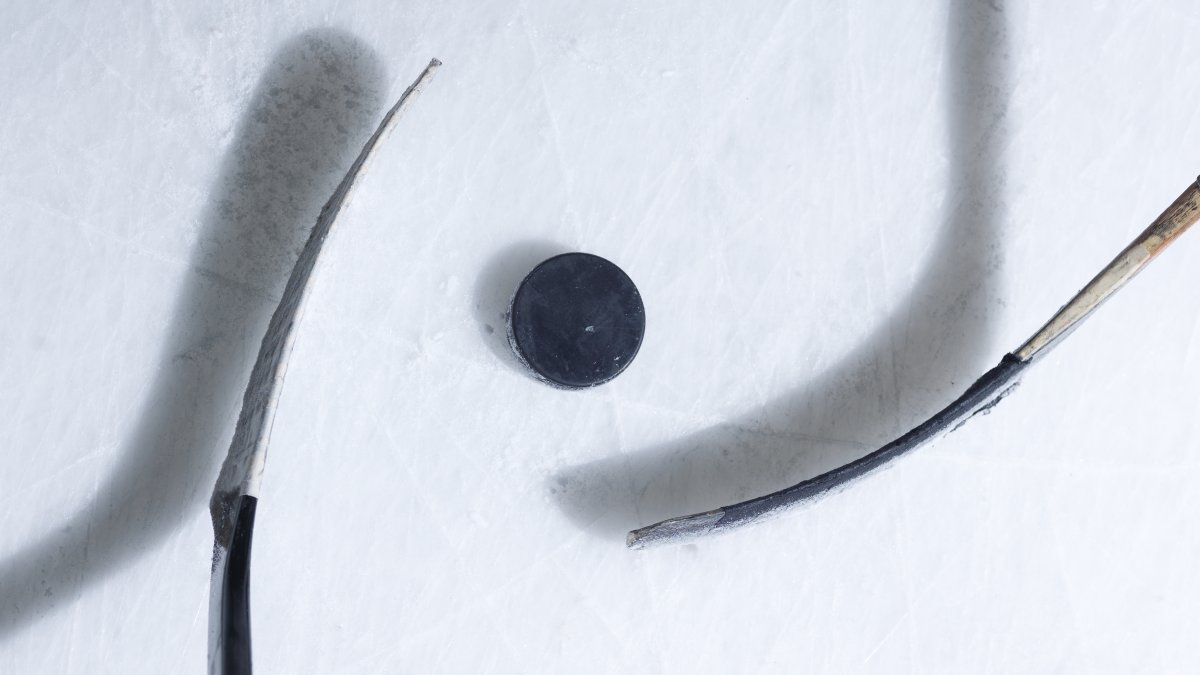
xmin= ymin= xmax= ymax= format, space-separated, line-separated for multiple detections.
xmin=207 ymin=59 xmax=441 ymax=675
xmin=629 ymin=177 xmax=1200 ymax=550
xmin=627 ymin=355 xmax=1028 ymax=549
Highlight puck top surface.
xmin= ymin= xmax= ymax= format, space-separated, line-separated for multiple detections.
xmin=509 ymin=252 xmax=645 ymax=388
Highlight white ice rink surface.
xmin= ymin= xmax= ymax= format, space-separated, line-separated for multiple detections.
xmin=4 ymin=1 xmax=1200 ymax=672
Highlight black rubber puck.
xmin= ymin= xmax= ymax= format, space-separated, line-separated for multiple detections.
xmin=508 ymin=252 xmax=645 ymax=389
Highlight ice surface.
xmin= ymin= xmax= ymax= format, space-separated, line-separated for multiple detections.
xmin=3 ymin=1 xmax=1200 ymax=673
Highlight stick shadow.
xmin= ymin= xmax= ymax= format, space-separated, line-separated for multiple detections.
xmin=0 ymin=28 xmax=384 ymax=640
xmin=551 ymin=0 xmax=1012 ymax=540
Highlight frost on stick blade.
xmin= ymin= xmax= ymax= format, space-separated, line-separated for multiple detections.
xmin=627 ymin=510 xmax=724 ymax=549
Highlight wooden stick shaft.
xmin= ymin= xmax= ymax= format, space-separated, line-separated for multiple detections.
xmin=1015 ymin=177 xmax=1200 ymax=361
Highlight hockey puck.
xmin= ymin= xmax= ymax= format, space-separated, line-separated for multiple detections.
xmin=508 ymin=252 xmax=645 ymax=389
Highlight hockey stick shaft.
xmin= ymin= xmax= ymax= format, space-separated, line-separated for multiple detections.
xmin=1015 ymin=177 xmax=1200 ymax=361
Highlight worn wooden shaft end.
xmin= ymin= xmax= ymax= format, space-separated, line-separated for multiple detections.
xmin=1015 ymin=177 xmax=1200 ymax=361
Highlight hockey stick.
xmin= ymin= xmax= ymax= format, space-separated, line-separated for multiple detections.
xmin=628 ymin=176 xmax=1200 ymax=549
xmin=207 ymin=58 xmax=441 ymax=675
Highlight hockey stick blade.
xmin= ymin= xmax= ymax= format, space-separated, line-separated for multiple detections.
xmin=629 ymin=176 xmax=1200 ymax=549
xmin=207 ymin=58 xmax=441 ymax=675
